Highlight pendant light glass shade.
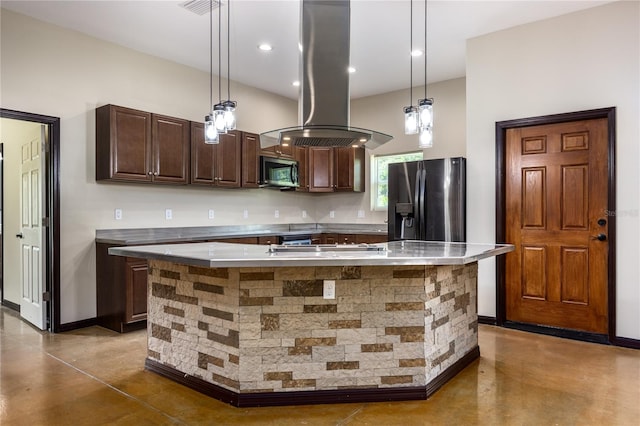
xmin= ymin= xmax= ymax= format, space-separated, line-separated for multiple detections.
xmin=418 ymin=127 xmax=433 ymax=148
xmin=418 ymin=98 xmax=433 ymax=131
xmin=222 ymin=100 xmax=237 ymax=131
xmin=213 ymin=103 xmax=227 ymax=134
xmin=204 ymin=114 xmax=219 ymax=144
xmin=404 ymin=106 xmax=419 ymax=135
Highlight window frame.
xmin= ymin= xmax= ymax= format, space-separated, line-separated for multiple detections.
xmin=370 ymin=151 xmax=424 ymax=211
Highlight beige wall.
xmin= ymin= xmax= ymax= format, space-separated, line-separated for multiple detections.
xmin=0 ymin=119 xmax=43 ymax=305
xmin=466 ymin=1 xmax=640 ymax=339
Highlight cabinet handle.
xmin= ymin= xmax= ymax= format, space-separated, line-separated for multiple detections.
xmin=154 ymin=171 xmax=158 ymax=176
xmin=148 ymin=171 xmax=153 ymax=175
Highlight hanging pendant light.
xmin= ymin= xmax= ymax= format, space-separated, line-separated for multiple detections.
xmin=222 ymin=0 xmax=237 ymax=131
xmin=417 ymin=0 xmax=434 ymax=148
xmin=204 ymin=0 xmax=219 ymax=144
xmin=403 ymin=0 xmax=418 ymax=135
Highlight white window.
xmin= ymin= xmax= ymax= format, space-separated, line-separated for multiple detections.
xmin=371 ymin=151 xmax=424 ymax=210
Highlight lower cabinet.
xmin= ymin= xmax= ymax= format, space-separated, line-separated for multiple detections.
xmin=96 ymin=243 xmax=148 ymax=333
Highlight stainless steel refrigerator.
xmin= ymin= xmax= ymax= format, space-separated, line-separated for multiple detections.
xmin=387 ymin=157 xmax=466 ymax=242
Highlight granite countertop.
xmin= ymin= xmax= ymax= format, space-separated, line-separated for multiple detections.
xmin=95 ymin=223 xmax=388 ymax=245
xmin=108 ymin=240 xmax=514 ymax=267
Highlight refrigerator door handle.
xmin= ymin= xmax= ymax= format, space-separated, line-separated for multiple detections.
xmin=414 ymin=168 xmax=421 ymax=239
xmin=419 ymin=168 xmax=426 ymax=240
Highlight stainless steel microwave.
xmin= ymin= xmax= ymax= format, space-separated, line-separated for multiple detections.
xmin=260 ymin=156 xmax=299 ymax=189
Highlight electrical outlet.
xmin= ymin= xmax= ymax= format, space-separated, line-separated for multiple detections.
xmin=357 ymin=210 xmax=365 ymax=218
xmin=165 ymin=209 xmax=172 ymax=220
xmin=208 ymin=209 xmax=215 ymax=219
xmin=302 ymin=210 xmax=307 ymax=218
xmin=274 ymin=210 xmax=280 ymax=218
xmin=243 ymin=209 xmax=249 ymax=219
xmin=329 ymin=210 xmax=335 ymax=219
xmin=114 ymin=208 xmax=122 ymax=220
xmin=323 ymin=280 xmax=336 ymax=299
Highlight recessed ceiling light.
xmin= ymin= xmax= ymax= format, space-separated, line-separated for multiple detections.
xmin=292 ymin=81 xmax=300 ymax=87
xmin=258 ymin=43 xmax=273 ymax=52
xmin=348 ymin=66 xmax=356 ymax=73
xmin=283 ymin=136 xmax=291 ymax=141
xmin=411 ymin=49 xmax=423 ymax=57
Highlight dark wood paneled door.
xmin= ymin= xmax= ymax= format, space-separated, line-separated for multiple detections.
xmin=505 ymin=118 xmax=609 ymax=333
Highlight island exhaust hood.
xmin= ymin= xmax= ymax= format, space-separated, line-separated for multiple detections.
xmin=260 ymin=0 xmax=393 ymax=150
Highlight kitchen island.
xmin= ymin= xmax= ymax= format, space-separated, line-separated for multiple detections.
xmin=109 ymin=240 xmax=512 ymax=407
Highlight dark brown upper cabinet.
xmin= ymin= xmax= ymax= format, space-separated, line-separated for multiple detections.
xmin=96 ymin=104 xmax=190 ymax=184
xmin=295 ymin=146 xmax=309 ymax=192
xmin=241 ymin=132 xmax=260 ymax=188
xmin=307 ymin=146 xmax=365 ymax=193
xmin=191 ymin=123 xmax=242 ymax=188
xmin=334 ymin=146 xmax=365 ymax=192
xmin=261 ymin=142 xmax=294 ymax=159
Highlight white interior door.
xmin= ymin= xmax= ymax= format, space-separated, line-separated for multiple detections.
xmin=19 ymin=125 xmax=46 ymax=330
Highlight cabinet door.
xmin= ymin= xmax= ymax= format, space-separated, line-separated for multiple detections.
xmin=152 ymin=114 xmax=190 ymax=184
xmin=334 ymin=147 xmax=365 ymax=192
xmin=125 ymin=259 xmax=148 ymax=324
xmin=355 ymin=234 xmax=388 ymax=244
xmin=258 ymin=236 xmax=278 ymax=245
xmin=261 ymin=143 xmax=294 ymax=159
xmin=242 ymin=132 xmax=260 ymax=188
xmin=215 ymin=131 xmax=242 ymax=188
xmin=295 ymin=146 xmax=309 ymax=191
xmin=308 ymin=147 xmax=334 ymax=192
xmin=96 ymin=105 xmax=151 ymax=182
xmin=190 ymin=121 xmax=215 ymax=185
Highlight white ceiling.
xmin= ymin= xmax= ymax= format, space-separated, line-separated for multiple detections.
xmin=1 ymin=0 xmax=612 ymax=100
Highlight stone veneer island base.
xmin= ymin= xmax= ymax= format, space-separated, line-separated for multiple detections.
xmin=109 ymin=241 xmax=512 ymax=407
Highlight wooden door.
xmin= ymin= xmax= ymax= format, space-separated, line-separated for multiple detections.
xmin=151 ymin=114 xmax=190 ymax=184
xmin=19 ymin=126 xmax=46 ymax=330
xmin=215 ymin=130 xmax=241 ymax=188
xmin=505 ymin=118 xmax=609 ymax=333
xmin=241 ymin=132 xmax=260 ymax=188
xmin=308 ymin=147 xmax=334 ymax=192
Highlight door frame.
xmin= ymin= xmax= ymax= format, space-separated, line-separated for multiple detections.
xmin=0 ymin=108 xmax=61 ymax=332
xmin=495 ymin=107 xmax=617 ymax=344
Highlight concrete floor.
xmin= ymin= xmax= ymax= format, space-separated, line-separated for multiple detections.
xmin=1 ymin=306 xmax=638 ymax=425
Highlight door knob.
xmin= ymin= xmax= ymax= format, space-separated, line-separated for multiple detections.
xmin=592 ymin=233 xmax=607 ymax=241
xmin=16 ymin=233 xmax=23 ymax=239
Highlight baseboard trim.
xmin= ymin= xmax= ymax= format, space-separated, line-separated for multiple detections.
xmin=612 ymin=336 xmax=640 ymax=350
xmin=57 ymin=317 xmax=98 ymax=332
xmin=503 ymin=321 xmax=610 ymax=345
xmin=145 ymin=345 xmax=480 ymax=407
xmin=478 ymin=315 xmax=497 ymax=325
xmin=1 ymin=299 xmax=20 ymax=312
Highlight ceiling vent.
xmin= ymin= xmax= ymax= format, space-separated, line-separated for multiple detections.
xmin=179 ymin=0 xmax=221 ymax=16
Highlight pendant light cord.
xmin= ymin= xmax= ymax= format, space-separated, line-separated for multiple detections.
xmin=209 ymin=0 xmax=213 ymax=111
xmin=424 ymin=0 xmax=427 ymax=98
xmin=218 ymin=0 xmax=222 ymax=103
xmin=227 ymin=0 xmax=231 ymax=100
xmin=409 ymin=0 xmax=413 ymax=105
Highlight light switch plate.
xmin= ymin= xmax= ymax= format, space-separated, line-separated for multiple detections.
xmin=323 ymin=280 xmax=336 ymax=299
xmin=302 ymin=210 xmax=307 ymax=218
xmin=329 ymin=210 xmax=335 ymax=219
xmin=165 ymin=209 xmax=172 ymax=220
xmin=274 ymin=210 xmax=279 ymax=218
xmin=114 ymin=209 xmax=122 ymax=220
xmin=208 ymin=209 xmax=215 ymax=219
xmin=357 ymin=210 xmax=365 ymax=218
xmin=243 ymin=209 xmax=249 ymax=219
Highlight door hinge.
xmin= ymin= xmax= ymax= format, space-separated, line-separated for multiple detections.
xmin=43 ymin=291 xmax=51 ymax=302
xmin=42 ymin=217 xmax=50 ymax=227
xmin=43 ymin=140 xmax=50 ymax=153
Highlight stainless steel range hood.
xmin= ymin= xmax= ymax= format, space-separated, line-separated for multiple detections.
xmin=260 ymin=0 xmax=393 ymax=150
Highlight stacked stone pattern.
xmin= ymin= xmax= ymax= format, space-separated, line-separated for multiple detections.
xmin=147 ymin=260 xmax=478 ymax=393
